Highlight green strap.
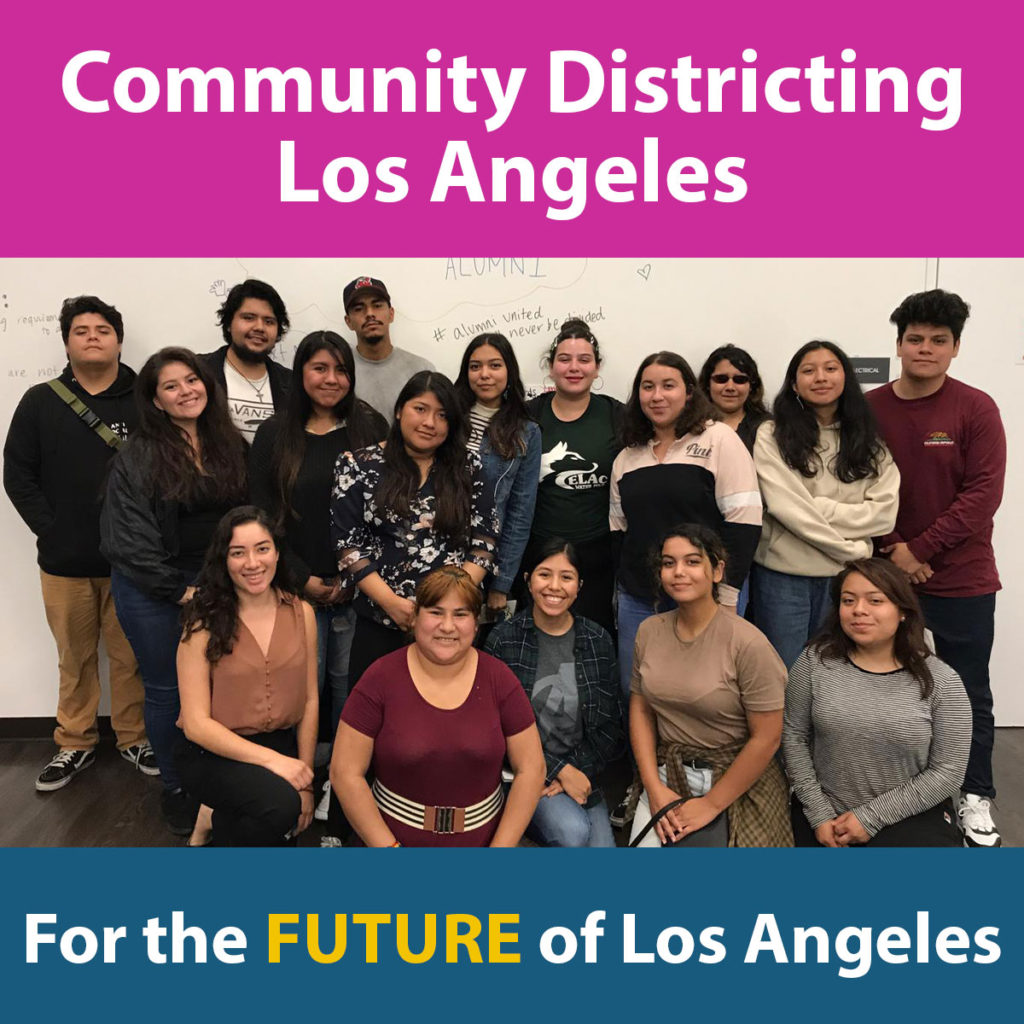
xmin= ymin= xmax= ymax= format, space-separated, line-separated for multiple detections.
xmin=47 ymin=379 xmax=123 ymax=451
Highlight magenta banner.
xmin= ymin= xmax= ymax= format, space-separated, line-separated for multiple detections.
xmin=1 ymin=0 xmax=1019 ymax=255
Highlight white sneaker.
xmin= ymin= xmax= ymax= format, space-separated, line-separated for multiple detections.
xmin=314 ymin=779 xmax=331 ymax=822
xmin=957 ymin=794 xmax=1001 ymax=847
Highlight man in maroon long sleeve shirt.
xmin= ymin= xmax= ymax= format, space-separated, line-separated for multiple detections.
xmin=868 ymin=289 xmax=1005 ymax=847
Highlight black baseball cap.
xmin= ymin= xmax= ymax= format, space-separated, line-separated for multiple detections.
xmin=343 ymin=276 xmax=391 ymax=311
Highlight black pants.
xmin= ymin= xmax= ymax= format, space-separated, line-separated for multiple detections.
xmin=326 ymin=614 xmax=407 ymax=838
xmin=514 ymin=532 xmax=617 ymax=638
xmin=179 ymin=730 xmax=301 ymax=847
xmin=918 ymin=592 xmax=996 ymax=798
xmin=791 ymin=796 xmax=962 ymax=848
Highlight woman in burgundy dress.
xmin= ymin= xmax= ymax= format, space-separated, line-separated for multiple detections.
xmin=331 ymin=567 xmax=545 ymax=847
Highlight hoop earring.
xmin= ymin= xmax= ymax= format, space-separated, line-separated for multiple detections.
xmin=542 ymin=374 xmax=554 ymax=388
xmin=795 ymin=394 xmax=805 ymax=410
xmin=593 ymin=375 xmax=605 ymax=392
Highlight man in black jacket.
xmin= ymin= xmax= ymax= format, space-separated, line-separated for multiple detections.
xmin=198 ymin=279 xmax=292 ymax=443
xmin=3 ymin=296 xmax=156 ymax=792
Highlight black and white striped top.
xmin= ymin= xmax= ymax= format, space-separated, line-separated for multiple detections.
xmin=782 ymin=649 xmax=971 ymax=836
xmin=467 ymin=402 xmax=498 ymax=453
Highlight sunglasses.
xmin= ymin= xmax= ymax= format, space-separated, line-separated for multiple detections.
xmin=710 ymin=373 xmax=751 ymax=385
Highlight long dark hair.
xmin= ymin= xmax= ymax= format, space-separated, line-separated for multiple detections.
xmin=698 ymin=344 xmax=770 ymax=420
xmin=622 ymin=351 xmax=717 ymax=447
xmin=454 ymin=333 xmax=532 ymax=461
xmin=181 ymin=506 xmax=297 ymax=664
xmin=376 ymin=372 xmax=472 ymax=544
xmin=270 ymin=331 xmax=387 ymax=528
xmin=811 ymin=558 xmax=935 ymax=697
xmin=772 ymin=340 xmax=886 ymax=482
xmin=134 ymin=347 xmax=247 ymax=504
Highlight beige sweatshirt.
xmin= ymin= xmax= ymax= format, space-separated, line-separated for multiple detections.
xmin=753 ymin=420 xmax=900 ymax=577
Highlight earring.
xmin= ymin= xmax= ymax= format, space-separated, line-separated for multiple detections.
xmin=593 ymin=375 xmax=605 ymax=392
xmin=542 ymin=374 xmax=554 ymax=388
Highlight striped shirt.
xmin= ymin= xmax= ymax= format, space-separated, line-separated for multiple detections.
xmin=782 ymin=649 xmax=971 ymax=836
xmin=467 ymin=402 xmax=498 ymax=453
xmin=609 ymin=421 xmax=762 ymax=606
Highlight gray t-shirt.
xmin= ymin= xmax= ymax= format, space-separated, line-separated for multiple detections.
xmin=532 ymin=626 xmax=582 ymax=761
xmin=354 ymin=346 xmax=436 ymax=419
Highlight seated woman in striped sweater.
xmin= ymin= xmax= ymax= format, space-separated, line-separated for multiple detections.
xmin=783 ymin=558 xmax=971 ymax=847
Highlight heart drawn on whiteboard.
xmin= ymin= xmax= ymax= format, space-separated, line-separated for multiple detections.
xmin=637 ymin=264 xmax=651 ymax=281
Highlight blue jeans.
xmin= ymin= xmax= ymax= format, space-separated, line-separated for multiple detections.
xmin=110 ymin=570 xmax=185 ymax=792
xmin=749 ymin=564 xmax=832 ymax=670
xmin=616 ymin=585 xmax=674 ymax=696
xmin=918 ymin=593 xmax=996 ymax=798
xmin=528 ymin=794 xmax=616 ymax=848
xmin=314 ymin=603 xmax=356 ymax=734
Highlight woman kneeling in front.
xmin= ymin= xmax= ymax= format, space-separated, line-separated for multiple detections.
xmin=629 ymin=524 xmax=792 ymax=847
xmin=332 ymin=567 xmax=545 ymax=847
xmin=783 ymin=558 xmax=970 ymax=847
xmin=177 ymin=507 xmax=319 ymax=846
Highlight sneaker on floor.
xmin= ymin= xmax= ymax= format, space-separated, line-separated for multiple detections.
xmin=957 ymin=794 xmax=1001 ymax=848
xmin=609 ymin=783 xmax=638 ymax=830
xmin=120 ymin=742 xmax=160 ymax=777
xmin=314 ymin=780 xmax=331 ymax=822
xmin=320 ymin=835 xmax=344 ymax=848
xmin=161 ymin=789 xmax=198 ymax=836
xmin=35 ymin=749 xmax=95 ymax=792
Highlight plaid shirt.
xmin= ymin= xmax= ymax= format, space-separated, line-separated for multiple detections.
xmin=484 ymin=611 xmax=624 ymax=785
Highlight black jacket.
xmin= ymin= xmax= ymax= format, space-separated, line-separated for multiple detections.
xmin=198 ymin=346 xmax=293 ymax=417
xmin=99 ymin=436 xmax=189 ymax=604
xmin=3 ymin=363 xmax=138 ymax=577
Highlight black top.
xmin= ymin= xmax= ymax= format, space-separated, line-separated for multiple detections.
xmin=736 ymin=411 xmax=770 ymax=456
xmin=4 ymin=363 xmax=138 ymax=577
xmin=249 ymin=408 xmax=388 ymax=586
xmin=524 ymin=392 xmax=623 ymax=544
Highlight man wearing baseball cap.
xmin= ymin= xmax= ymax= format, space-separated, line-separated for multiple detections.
xmin=343 ymin=276 xmax=434 ymax=418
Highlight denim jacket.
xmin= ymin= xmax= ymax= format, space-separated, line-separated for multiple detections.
xmin=480 ymin=420 xmax=541 ymax=595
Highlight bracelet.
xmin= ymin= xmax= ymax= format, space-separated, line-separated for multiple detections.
xmin=389 ymin=841 xmax=401 ymax=848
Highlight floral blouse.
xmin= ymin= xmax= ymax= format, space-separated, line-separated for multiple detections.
xmin=331 ymin=444 xmax=498 ymax=628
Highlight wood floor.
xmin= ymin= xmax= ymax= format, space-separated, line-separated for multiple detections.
xmin=2 ymin=729 xmax=1021 ymax=848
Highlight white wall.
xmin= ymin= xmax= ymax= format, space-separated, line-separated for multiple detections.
xmin=1 ymin=257 xmax=1018 ymax=722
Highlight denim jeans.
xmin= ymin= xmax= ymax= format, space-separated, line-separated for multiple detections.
xmin=314 ymin=603 xmax=356 ymax=734
xmin=110 ymin=570 xmax=185 ymax=792
xmin=616 ymin=585 xmax=674 ymax=696
xmin=918 ymin=592 xmax=996 ymax=798
xmin=528 ymin=793 xmax=616 ymax=848
xmin=749 ymin=564 xmax=833 ymax=670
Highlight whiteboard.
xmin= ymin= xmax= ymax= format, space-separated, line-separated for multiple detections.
xmin=1 ymin=257 xmax=1019 ymax=724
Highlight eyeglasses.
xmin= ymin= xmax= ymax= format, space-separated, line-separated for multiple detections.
xmin=710 ymin=373 xmax=750 ymax=385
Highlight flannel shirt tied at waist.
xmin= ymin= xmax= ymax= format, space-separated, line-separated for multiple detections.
xmin=627 ymin=737 xmax=793 ymax=848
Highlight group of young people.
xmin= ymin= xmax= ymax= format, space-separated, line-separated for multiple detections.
xmin=3 ymin=276 xmax=1006 ymax=848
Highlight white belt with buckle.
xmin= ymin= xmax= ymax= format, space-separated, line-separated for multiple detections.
xmin=371 ymin=779 xmax=504 ymax=834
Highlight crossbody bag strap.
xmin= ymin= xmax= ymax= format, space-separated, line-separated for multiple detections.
xmin=628 ymin=796 xmax=687 ymax=848
xmin=48 ymin=379 xmax=123 ymax=451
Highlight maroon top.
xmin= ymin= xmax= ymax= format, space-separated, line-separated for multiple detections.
xmin=868 ymin=377 xmax=1004 ymax=597
xmin=341 ymin=647 xmax=536 ymax=847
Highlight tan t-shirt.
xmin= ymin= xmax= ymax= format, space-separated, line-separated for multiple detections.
xmin=630 ymin=609 xmax=786 ymax=749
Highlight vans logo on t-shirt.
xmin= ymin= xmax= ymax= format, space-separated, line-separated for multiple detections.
xmin=923 ymin=431 xmax=955 ymax=447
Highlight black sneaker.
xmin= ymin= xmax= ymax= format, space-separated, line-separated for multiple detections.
xmin=609 ymin=784 xmax=638 ymax=830
xmin=120 ymin=742 xmax=160 ymax=777
xmin=161 ymin=789 xmax=198 ymax=836
xmin=36 ymin=749 xmax=96 ymax=792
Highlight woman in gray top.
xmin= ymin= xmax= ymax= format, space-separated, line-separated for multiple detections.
xmin=783 ymin=557 xmax=971 ymax=847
